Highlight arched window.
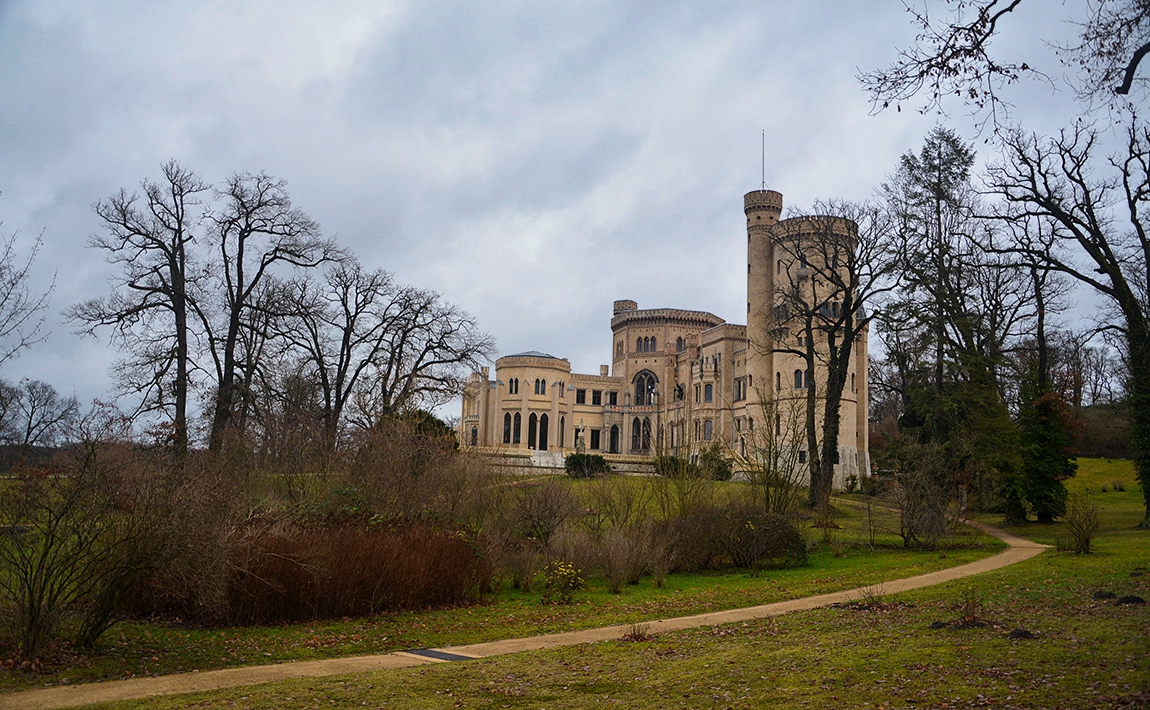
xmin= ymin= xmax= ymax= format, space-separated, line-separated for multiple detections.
xmin=794 ymin=369 xmax=804 ymax=389
xmin=636 ymin=337 xmax=643 ymax=352
xmin=539 ymin=413 xmax=549 ymax=451
xmin=851 ymin=372 xmax=856 ymax=392
xmin=776 ymin=259 xmax=782 ymax=274
xmin=560 ymin=416 xmax=565 ymax=448
xmin=642 ymin=418 xmax=652 ymax=451
xmin=513 ymin=412 xmax=521 ymax=444
xmin=610 ymin=425 xmax=619 ymax=453
xmin=631 ymin=418 xmax=642 ymax=451
xmin=503 ymin=412 xmax=512 ymax=444
xmin=703 ymin=419 xmax=713 ymax=441
xmin=651 ymin=337 xmax=656 ymax=351
xmin=776 ymin=371 xmax=782 ymax=390
xmin=540 ymin=379 xmax=546 ymax=396
xmin=470 ymin=427 xmax=478 ymax=446
xmin=528 ymin=413 xmax=538 ymax=449
xmin=633 ymin=370 xmax=658 ymax=405
xmin=775 ymin=413 xmax=781 ymax=436
xmin=704 ymin=384 xmax=713 ymax=402
xmin=676 ymin=336 xmax=684 ymax=352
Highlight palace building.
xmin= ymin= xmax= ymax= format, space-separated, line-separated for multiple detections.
xmin=460 ymin=189 xmax=869 ymax=483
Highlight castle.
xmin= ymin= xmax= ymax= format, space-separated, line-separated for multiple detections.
xmin=461 ymin=189 xmax=869 ymax=483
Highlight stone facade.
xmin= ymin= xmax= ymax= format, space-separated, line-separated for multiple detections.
xmin=460 ymin=189 xmax=869 ymax=483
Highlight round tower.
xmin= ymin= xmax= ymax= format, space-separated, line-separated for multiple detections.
xmin=745 ymin=190 xmax=783 ymax=408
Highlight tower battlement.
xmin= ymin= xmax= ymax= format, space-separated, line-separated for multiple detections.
xmin=743 ymin=189 xmax=783 ymax=215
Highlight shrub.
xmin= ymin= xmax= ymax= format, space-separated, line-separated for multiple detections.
xmin=698 ymin=444 xmax=733 ymax=481
xmin=1059 ymin=491 xmax=1101 ymax=554
xmin=712 ymin=503 xmax=807 ymax=571
xmin=541 ymin=560 xmax=583 ymax=604
xmin=565 ymin=452 xmax=610 ymax=479
xmin=600 ymin=524 xmax=654 ymax=593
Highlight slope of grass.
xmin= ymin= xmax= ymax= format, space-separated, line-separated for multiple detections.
xmin=92 ymin=459 xmax=1148 ymax=709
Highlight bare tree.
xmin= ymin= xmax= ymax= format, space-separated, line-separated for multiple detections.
xmin=347 ymin=287 xmax=495 ymax=427
xmin=202 ymin=172 xmax=343 ymax=451
xmin=769 ymin=202 xmax=898 ymax=514
xmin=272 ymin=260 xmax=404 ymax=446
xmin=0 ymin=230 xmax=53 ymax=367
xmin=984 ymin=121 xmax=1150 ymax=526
xmin=68 ymin=160 xmax=209 ymax=457
xmin=859 ymin=0 xmax=1150 ymax=127
xmin=0 ymin=379 xmax=80 ymax=453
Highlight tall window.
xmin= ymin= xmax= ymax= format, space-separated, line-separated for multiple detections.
xmin=513 ymin=412 xmax=521 ymax=444
xmin=794 ymin=369 xmax=804 ymax=389
xmin=528 ymin=413 xmax=538 ymax=449
xmin=775 ymin=413 xmax=781 ymax=436
xmin=636 ymin=337 xmax=643 ymax=352
xmin=608 ymin=391 xmax=618 ymax=405
xmin=633 ymin=370 xmax=657 ymax=405
xmin=509 ymin=377 xmax=518 ymax=394
xmin=704 ymin=384 xmax=713 ymax=402
xmin=650 ymin=337 xmax=656 ymax=351
xmin=560 ymin=416 xmax=565 ymax=448
xmin=538 ymin=413 xmax=549 ymax=451
xmin=632 ymin=418 xmax=642 ymax=451
xmin=704 ymin=419 xmax=713 ymax=441
xmin=776 ymin=371 xmax=781 ymax=391
xmin=590 ymin=429 xmax=600 ymax=450
xmin=503 ymin=412 xmax=511 ymax=444
xmin=610 ymin=425 xmax=619 ymax=453
xmin=642 ymin=418 xmax=652 ymax=451
xmin=676 ymin=336 xmax=684 ymax=352
xmin=576 ymin=389 xmax=586 ymax=404
xmin=592 ymin=390 xmax=602 ymax=405
xmin=470 ymin=427 xmax=478 ymax=446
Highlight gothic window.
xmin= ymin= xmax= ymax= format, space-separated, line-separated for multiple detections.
xmin=651 ymin=337 xmax=656 ymax=351
xmin=509 ymin=377 xmax=518 ymax=394
xmin=676 ymin=336 xmax=684 ymax=352
xmin=632 ymin=418 xmax=642 ymax=451
xmin=642 ymin=418 xmax=652 ymax=451
xmin=538 ymin=413 xmax=549 ymax=451
xmin=560 ymin=416 xmax=565 ymax=448
xmin=703 ymin=419 xmax=713 ymax=441
xmin=503 ymin=412 xmax=511 ymax=444
xmin=633 ymin=370 xmax=657 ymax=405
xmin=528 ymin=413 xmax=538 ymax=449
xmin=636 ymin=337 xmax=643 ymax=352
xmin=704 ymin=384 xmax=713 ymax=402
xmin=776 ymin=371 xmax=782 ymax=390
xmin=513 ymin=412 xmax=521 ymax=444
xmin=794 ymin=369 xmax=804 ymax=389
xmin=610 ymin=425 xmax=619 ymax=453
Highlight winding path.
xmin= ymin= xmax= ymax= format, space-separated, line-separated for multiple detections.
xmin=0 ymin=522 xmax=1046 ymax=710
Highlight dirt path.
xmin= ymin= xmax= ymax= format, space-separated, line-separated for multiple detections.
xmin=0 ymin=521 xmax=1046 ymax=710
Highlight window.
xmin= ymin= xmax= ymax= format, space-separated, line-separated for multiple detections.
xmin=642 ymin=418 xmax=652 ymax=450
xmin=704 ymin=419 xmax=713 ymax=441
xmin=633 ymin=370 xmax=657 ymax=405
xmin=617 ymin=341 xmax=623 ymax=357
xmin=694 ymin=384 xmax=700 ymax=403
xmin=471 ymin=427 xmax=478 ymax=446
xmin=775 ymin=413 xmax=781 ymax=436
xmin=776 ymin=259 xmax=782 ymax=274
xmin=704 ymin=384 xmax=713 ymax=402
xmin=776 ymin=371 xmax=781 ymax=390
xmin=513 ymin=413 xmax=521 ymax=444
xmin=590 ymin=429 xmax=601 ymax=450
xmin=651 ymin=337 xmax=656 ymax=351
xmin=851 ymin=373 xmax=856 ymax=392
xmin=608 ymin=391 xmax=618 ymax=405
xmin=592 ymin=390 xmax=602 ymax=405
xmin=676 ymin=336 xmax=684 ymax=352
xmin=560 ymin=416 xmax=565 ymax=448
xmin=632 ymin=419 xmax=642 ymax=451
xmin=534 ymin=379 xmax=545 ymax=396
xmin=610 ymin=425 xmax=619 ymax=453
xmin=794 ymin=369 xmax=804 ymax=389
xmin=576 ymin=389 xmax=586 ymax=404
xmin=538 ymin=413 xmax=549 ymax=451
xmin=503 ymin=413 xmax=511 ymax=444
xmin=798 ymin=450 xmax=807 ymax=464
xmin=508 ymin=377 xmax=518 ymax=395
xmin=528 ymin=413 xmax=538 ymax=449
xmin=636 ymin=337 xmax=643 ymax=352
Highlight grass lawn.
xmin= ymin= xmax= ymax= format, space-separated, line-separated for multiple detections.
xmin=0 ymin=485 xmax=998 ymax=693
xmin=83 ymin=459 xmax=1149 ymax=709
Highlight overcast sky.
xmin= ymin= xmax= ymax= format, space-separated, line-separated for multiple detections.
xmin=0 ymin=1 xmax=1091 ymax=418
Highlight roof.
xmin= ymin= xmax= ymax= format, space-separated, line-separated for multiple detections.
xmin=503 ymin=350 xmax=564 ymax=360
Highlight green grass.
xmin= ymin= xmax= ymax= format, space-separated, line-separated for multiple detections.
xmin=0 ymin=492 xmax=997 ymax=693
xmin=90 ymin=459 xmax=1150 ymax=710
